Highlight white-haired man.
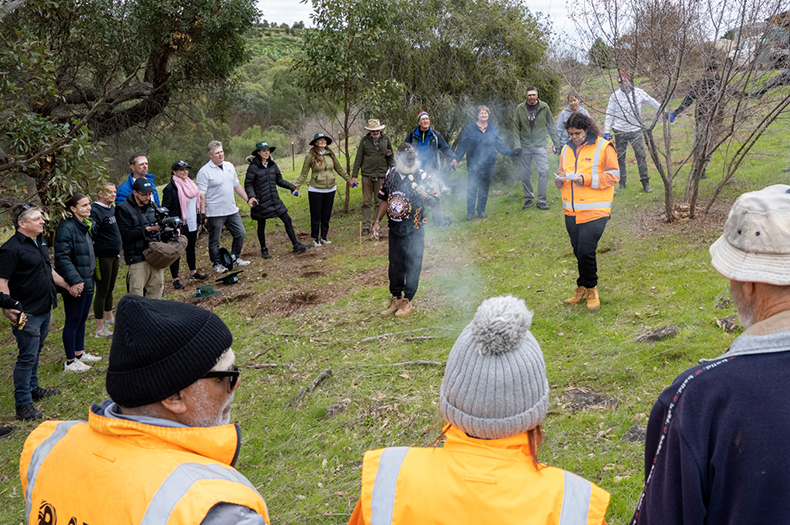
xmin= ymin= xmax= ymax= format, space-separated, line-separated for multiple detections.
xmin=632 ymin=184 xmax=790 ymax=524
xmin=197 ymin=140 xmax=252 ymax=273
xmin=20 ymin=295 xmax=270 ymax=524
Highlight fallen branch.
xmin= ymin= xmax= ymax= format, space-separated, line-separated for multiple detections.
xmin=245 ymin=363 xmax=280 ymax=369
xmin=405 ymin=336 xmax=438 ymax=342
xmin=290 ymin=367 xmax=333 ymax=405
xmin=344 ymin=360 xmax=445 ymax=369
xmin=357 ymin=328 xmax=450 ymax=344
xmin=263 ymin=329 xmax=330 ymax=338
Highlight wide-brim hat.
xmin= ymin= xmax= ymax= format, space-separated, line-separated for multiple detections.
xmin=364 ymin=119 xmax=386 ymax=131
xmin=309 ymin=133 xmax=333 ymax=146
xmin=218 ymin=247 xmax=235 ymax=271
xmin=216 ymin=270 xmax=243 ymax=285
xmin=253 ymin=141 xmax=276 ymax=154
xmin=189 ymin=284 xmax=221 ymax=301
xmin=709 ymin=184 xmax=790 ymax=285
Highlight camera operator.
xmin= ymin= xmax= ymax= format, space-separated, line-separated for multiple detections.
xmin=116 ymin=178 xmax=167 ymax=299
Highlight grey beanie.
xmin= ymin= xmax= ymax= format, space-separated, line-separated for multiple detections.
xmin=440 ymin=295 xmax=549 ymax=439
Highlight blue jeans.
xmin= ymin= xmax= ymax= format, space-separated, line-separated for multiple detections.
xmin=62 ymin=291 xmax=94 ymax=360
xmin=12 ymin=311 xmax=51 ymax=406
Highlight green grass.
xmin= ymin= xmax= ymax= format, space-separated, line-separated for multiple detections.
xmin=1 ymin=131 xmax=789 ymax=524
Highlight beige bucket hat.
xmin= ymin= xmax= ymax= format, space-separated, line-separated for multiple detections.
xmin=709 ymin=184 xmax=790 ymax=285
xmin=364 ymin=119 xmax=386 ymax=131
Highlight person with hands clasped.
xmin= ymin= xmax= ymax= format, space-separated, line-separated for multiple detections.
xmin=55 ymin=193 xmax=103 ymax=373
xmin=245 ymin=141 xmax=311 ymax=257
xmin=556 ymin=112 xmax=620 ymax=311
xmin=294 ymin=133 xmax=357 ymax=247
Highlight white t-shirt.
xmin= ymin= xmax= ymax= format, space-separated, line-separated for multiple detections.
xmin=196 ymin=160 xmax=240 ymax=217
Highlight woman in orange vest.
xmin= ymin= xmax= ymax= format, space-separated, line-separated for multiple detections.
xmin=347 ymin=295 xmax=610 ymax=525
xmin=556 ymin=112 xmax=620 ymax=311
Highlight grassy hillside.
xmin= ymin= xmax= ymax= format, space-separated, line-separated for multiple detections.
xmin=1 ymin=125 xmax=789 ymax=524
xmin=245 ymin=26 xmax=304 ymax=59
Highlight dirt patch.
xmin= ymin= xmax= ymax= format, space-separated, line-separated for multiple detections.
xmin=559 ymin=387 xmax=620 ymax=411
xmin=629 ymin=196 xmax=732 ymax=240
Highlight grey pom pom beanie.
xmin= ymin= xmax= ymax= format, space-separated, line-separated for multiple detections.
xmin=440 ymin=295 xmax=549 ymax=439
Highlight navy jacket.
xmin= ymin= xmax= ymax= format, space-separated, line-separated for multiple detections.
xmin=454 ymin=122 xmax=513 ymax=177
xmin=54 ymin=216 xmax=95 ymax=294
xmin=634 ymin=320 xmax=790 ymax=525
xmin=89 ymin=202 xmax=121 ymax=258
xmin=404 ymin=127 xmax=456 ymax=172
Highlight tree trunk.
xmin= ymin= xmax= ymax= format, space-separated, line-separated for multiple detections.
xmin=643 ymin=128 xmax=675 ymax=222
xmin=343 ymin=81 xmax=351 ymax=213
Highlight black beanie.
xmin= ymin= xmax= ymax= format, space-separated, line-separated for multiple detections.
xmin=106 ymin=295 xmax=233 ymax=408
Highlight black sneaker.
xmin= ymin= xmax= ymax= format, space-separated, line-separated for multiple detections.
xmin=522 ymin=200 xmax=534 ymax=209
xmin=478 ymin=212 xmax=487 ymax=219
xmin=16 ymin=403 xmax=43 ymax=421
xmin=261 ymin=248 xmax=271 ymax=259
xmin=0 ymin=426 xmax=13 ymax=438
xmin=190 ymin=272 xmax=208 ymax=281
xmin=31 ymin=387 xmax=61 ymax=400
xmin=536 ymin=203 xmax=550 ymax=210
xmin=467 ymin=213 xmax=475 ymax=221
xmin=293 ymin=243 xmax=310 ymax=255
xmin=172 ymin=279 xmax=183 ymax=290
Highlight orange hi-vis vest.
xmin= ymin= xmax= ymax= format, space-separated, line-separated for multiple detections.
xmin=355 ymin=425 xmax=610 ymax=525
xmin=20 ymin=408 xmax=270 ymax=525
xmin=559 ymin=137 xmax=619 ymax=224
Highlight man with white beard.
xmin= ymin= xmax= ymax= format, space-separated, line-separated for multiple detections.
xmin=374 ymin=143 xmax=441 ymax=319
xmin=632 ymin=184 xmax=790 ymax=525
xmin=20 ymin=295 xmax=270 ymax=525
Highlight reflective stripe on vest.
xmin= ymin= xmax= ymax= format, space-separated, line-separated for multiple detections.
xmin=140 ymin=462 xmax=266 ymax=525
xmin=369 ymin=446 xmax=410 ymax=525
xmin=559 ymin=471 xmax=593 ymax=525
xmin=563 ymin=201 xmax=613 ymax=210
xmin=25 ymin=421 xmax=82 ymax=521
xmin=589 ymin=139 xmax=606 ymax=189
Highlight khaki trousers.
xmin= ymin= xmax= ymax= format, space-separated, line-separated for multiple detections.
xmin=362 ymin=176 xmax=384 ymax=230
xmin=127 ymin=261 xmax=164 ymax=299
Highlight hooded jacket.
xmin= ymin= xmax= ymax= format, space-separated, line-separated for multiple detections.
xmin=514 ymin=100 xmax=560 ymax=149
xmin=244 ymin=156 xmax=295 ymax=220
xmin=54 ymin=215 xmax=95 ymax=294
xmin=403 ymin=127 xmax=457 ymax=172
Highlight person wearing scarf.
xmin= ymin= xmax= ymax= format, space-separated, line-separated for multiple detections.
xmin=162 ymin=160 xmax=208 ymax=289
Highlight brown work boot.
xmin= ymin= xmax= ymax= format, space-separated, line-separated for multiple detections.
xmin=395 ymin=298 xmax=414 ymax=318
xmin=586 ymin=286 xmax=600 ymax=311
xmin=562 ymin=286 xmax=587 ymax=305
xmin=380 ymin=297 xmax=402 ymax=318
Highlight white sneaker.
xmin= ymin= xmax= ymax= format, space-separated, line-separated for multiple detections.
xmin=320 ymin=238 xmax=332 ymax=245
xmin=313 ymin=239 xmax=322 ymax=247
xmin=94 ymin=326 xmax=113 ymax=338
xmin=233 ymin=256 xmax=251 ymax=267
xmin=65 ymin=359 xmax=92 ymax=373
xmin=78 ymin=352 xmax=102 ymax=362
xmin=214 ymin=263 xmax=228 ymax=274
xmin=105 ymin=317 xmax=115 ymax=326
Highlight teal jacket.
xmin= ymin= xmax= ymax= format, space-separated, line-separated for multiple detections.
xmin=514 ymin=100 xmax=560 ymax=149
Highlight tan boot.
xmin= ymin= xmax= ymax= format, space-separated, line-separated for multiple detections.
xmin=563 ymin=286 xmax=587 ymax=305
xmin=395 ymin=298 xmax=414 ymax=318
xmin=586 ymin=286 xmax=600 ymax=311
xmin=380 ymin=297 xmax=401 ymax=318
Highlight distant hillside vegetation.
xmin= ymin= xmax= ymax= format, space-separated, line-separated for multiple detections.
xmin=245 ymin=26 xmax=304 ymax=58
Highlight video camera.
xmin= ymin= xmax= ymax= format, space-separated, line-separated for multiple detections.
xmin=147 ymin=204 xmax=183 ymax=242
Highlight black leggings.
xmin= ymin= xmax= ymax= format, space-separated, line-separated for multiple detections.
xmin=256 ymin=212 xmax=299 ymax=250
xmin=170 ymin=229 xmax=198 ymax=279
xmin=94 ymin=256 xmax=119 ymax=319
xmin=565 ymin=215 xmax=609 ymax=288
xmin=308 ymin=190 xmax=335 ymax=241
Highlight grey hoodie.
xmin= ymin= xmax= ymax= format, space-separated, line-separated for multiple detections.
xmin=556 ymin=105 xmax=591 ymax=145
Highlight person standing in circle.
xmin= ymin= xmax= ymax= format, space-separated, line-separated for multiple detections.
xmin=55 ymin=193 xmax=103 ymax=372
xmin=90 ymin=183 xmax=121 ymax=338
xmin=556 ymin=112 xmax=620 ymax=311
xmin=162 ymin=160 xmax=208 ymax=290
xmin=245 ymin=141 xmax=311 ymax=258
xmin=293 ymin=133 xmax=357 ymax=247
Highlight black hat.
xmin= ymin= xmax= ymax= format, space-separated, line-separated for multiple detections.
xmin=218 ymin=247 xmax=235 ymax=271
xmin=171 ymin=160 xmax=191 ymax=172
xmin=133 ymin=178 xmax=153 ymax=194
xmin=309 ymin=133 xmax=333 ymax=146
xmin=216 ymin=270 xmax=243 ymax=285
xmin=106 ymin=295 xmax=233 ymax=407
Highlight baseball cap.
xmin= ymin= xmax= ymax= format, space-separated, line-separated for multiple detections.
xmin=171 ymin=160 xmax=191 ymax=171
xmin=133 ymin=178 xmax=154 ymax=194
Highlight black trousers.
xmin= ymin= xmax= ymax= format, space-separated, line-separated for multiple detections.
xmin=94 ymin=256 xmax=120 ymax=318
xmin=170 ymin=229 xmax=198 ymax=279
xmin=256 ymin=212 xmax=298 ymax=251
xmin=388 ymin=229 xmax=425 ymax=301
xmin=467 ymin=165 xmax=493 ymax=215
xmin=308 ymin=190 xmax=335 ymax=241
xmin=565 ymin=215 xmax=609 ymax=288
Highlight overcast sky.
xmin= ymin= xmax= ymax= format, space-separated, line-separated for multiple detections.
xmin=256 ymin=0 xmax=579 ymax=38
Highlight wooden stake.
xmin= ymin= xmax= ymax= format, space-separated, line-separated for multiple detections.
xmin=359 ymin=221 xmax=362 ymax=257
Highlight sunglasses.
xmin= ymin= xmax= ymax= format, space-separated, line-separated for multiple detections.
xmin=203 ymin=364 xmax=240 ymax=390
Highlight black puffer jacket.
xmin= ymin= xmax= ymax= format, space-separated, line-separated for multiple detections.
xmin=244 ymin=156 xmax=296 ymax=220
xmin=116 ymin=193 xmax=157 ymax=264
xmin=54 ymin=216 xmax=95 ymax=294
